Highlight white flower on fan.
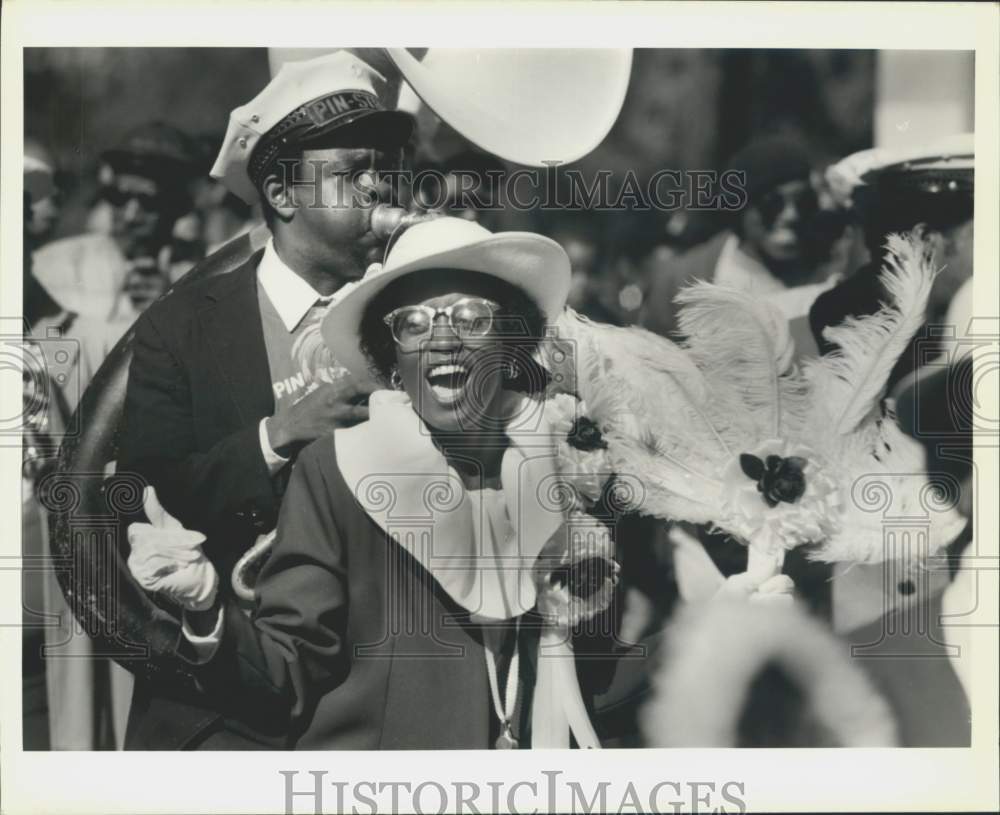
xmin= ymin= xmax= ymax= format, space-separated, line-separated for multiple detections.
xmin=545 ymin=392 xmax=579 ymax=437
xmin=719 ymin=439 xmax=841 ymax=552
xmin=535 ymin=512 xmax=620 ymax=628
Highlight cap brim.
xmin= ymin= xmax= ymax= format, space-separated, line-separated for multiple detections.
xmin=321 ymin=232 xmax=569 ymax=383
xmin=296 ymin=108 xmax=416 ymax=151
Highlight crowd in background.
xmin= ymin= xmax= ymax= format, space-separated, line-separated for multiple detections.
xmin=24 ymin=48 xmax=878 ymax=342
xmin=24 ymin=125 xmax=861 ymax=363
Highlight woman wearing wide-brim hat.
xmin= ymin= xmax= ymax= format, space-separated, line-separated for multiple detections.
xmin=127 ymin=217 xmax=624 ymax=749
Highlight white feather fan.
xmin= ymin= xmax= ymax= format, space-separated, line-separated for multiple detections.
xmin=548 ymin=231 xmax=966 ymax=566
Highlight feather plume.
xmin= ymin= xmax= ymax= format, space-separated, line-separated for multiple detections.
xmin=674 ymin=283 xmax=810 ymax=441
xmin=803 ymin=232 xmax=936 ymax=437
xmin=550 ymin=309 xmax=729 ymax=520
xmin=808 ymin=420 xmax=967 ymax=563
xmin=546 ymin=244 xmax=955 ymax=569
xmin=554 ymin=309 xmax=734 ymax=468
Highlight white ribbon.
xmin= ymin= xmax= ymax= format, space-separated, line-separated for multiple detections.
xmin=532 ymin=628 xmax=601 ymax=749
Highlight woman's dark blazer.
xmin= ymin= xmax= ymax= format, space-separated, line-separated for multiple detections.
xmin=192 ymin=433 xmax=632 ymax=749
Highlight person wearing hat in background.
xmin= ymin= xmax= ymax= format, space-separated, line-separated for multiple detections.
xmin=811 ymin=133 xmax=975 ymax=391
xmin=809 ymin=133 xmax=977 ymax=642
xmin=127 ymin=217 xmax=627 ymax=749
xmin=634 ymin=137 xmax=845 ymax=635
xmin=24 ymin=138 xmax=63 ymax=248
xmin=841 ymin=313 xmax=975 ymax=746
xmin=188 ymin=132 xmax=259 ymax=257
xmin=32 ymin=121 xmax=198 ymax=321
xmin=640 ymin=135 xmax=842 ymax=357
xmin=22 ymin=150 xmax=131 ymax=750
xmin=117 ymin=51 xmax=415 ymax=749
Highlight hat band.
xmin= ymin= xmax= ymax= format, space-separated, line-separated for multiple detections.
xmin=249 ymin=90 xmax=382 ymax=188
xmin=874 ymin=168 xmax=974 ymax=196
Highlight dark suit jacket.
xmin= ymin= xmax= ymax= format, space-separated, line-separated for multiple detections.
xmin=190 ymin=433 xmax=625 ymax=749
xmin=120 ymin=251 xmax=278 ymax=575
xmin=809 ymin=262 xmax=933 ymax=392
xmin=120 ymin=251 xmax=288 ymax=748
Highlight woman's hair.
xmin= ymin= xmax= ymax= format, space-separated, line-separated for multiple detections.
xmin=358 ymin=269 xmax=547 ymax=388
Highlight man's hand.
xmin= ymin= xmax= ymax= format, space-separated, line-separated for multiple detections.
xmin=127 ymin=487 xmax=219 ymax=612
xmin=265 ymin=379 xmax=371 ymax=457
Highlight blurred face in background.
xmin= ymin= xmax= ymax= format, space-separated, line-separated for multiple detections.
xmin=740 ymin=177 xmax=818 ymax=271
xmin=124 ymin=262 xmax=169 ymax=313
xmin=26 ymin=194 xmax=60 ymax=244
xmin=557 ymin=234 xmax=599 ymax=311
xmin=24 ymin=140 xmax=61 ymax=245
xmin=108 ymin=172 xmax=171 ymax=255
xmin=926 ymin=218 xmax=974 ymax=322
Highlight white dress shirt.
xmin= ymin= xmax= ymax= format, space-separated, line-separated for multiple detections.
xmin=255 ymin=239 xmax=342 ymax=474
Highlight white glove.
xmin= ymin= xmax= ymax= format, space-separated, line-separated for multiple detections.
xmin=127 ymin=487 xmax=218 ymax=612
xmin=719 ymin=572 xmax=795 ymax=605
xmin=670 ymin=525 xmax=795 ymax=606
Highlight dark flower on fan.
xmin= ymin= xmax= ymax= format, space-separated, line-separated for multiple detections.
xmin=568 ymin=415 xmax=608 ymax=452
xmin=740 ymin=453 xmax=809 ymax=507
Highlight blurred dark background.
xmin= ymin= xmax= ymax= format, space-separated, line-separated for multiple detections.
xmin=25 ymin=47 xmax=874 ymax=240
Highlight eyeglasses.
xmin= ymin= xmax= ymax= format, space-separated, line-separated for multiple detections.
xmin=383 ymin=297 xmax=501 ymax=349
xmin=105 ymin=187 xmax=164 ymax=210
xmin=757 ymin=186 xmax=819 ymax=227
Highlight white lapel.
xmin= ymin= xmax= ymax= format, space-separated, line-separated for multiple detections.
xmin=335 ymin=390 xmax=565 ymax=620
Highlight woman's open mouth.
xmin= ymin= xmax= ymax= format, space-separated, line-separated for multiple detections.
xmin=425 ymin=363 xmax=469 ymax=405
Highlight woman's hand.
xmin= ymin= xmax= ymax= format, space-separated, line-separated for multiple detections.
xmin=127 ymin=487 xmax=219 ymax=612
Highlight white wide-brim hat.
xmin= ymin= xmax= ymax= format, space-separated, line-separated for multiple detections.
xmin=321 ymin=217 xmax=571 ymax=382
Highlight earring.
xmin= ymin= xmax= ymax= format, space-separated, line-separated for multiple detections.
xmin=389 ymin=368 xmax=404 ymax=391
xmin=505 ymin=360 xmax=520 ymax=381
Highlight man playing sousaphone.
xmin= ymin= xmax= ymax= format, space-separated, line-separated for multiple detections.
xmin=118 ymin=52 xmax=414 ymax=749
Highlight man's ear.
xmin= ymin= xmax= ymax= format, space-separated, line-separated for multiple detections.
xmin=262 ymin=176 xmax=295 ymax=222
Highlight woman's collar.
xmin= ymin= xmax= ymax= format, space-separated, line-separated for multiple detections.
xmin=334 ymin=390 xmax=565 ymax=620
